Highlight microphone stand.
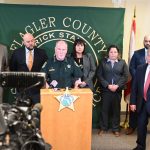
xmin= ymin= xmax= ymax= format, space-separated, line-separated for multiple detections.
xmin=15 ymin=82 xmax=41 ymax=107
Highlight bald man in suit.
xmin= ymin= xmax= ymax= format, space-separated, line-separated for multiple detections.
xmin=9 ymin=33 xmax=48 ymax=105
xmin=0 ymin=44 xmax=9 ymax=103
xmin=130 ymin=48 xmax=150 ymax=150
xmin=126 ymin=35 xmax=150 ymax=135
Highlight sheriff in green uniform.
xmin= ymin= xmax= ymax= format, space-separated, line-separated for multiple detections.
xmin=42 ymin=40 xmax=82 ymax=88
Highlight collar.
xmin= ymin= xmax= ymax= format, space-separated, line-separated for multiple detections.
xmin=107 ymin=58 xmax=118 ymax=63
xmin=25 ymin=47 xmax=34 ymax=53
xmin=53 ymin=55 xmax=68 ymax=63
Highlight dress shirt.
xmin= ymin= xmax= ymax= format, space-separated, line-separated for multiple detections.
xmin=144 ymin=64 xmax=150 ymax=85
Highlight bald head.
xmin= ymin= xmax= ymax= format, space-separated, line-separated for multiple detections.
xmin=23 ymin=33 xmax=35 ymax=50
xmin=143 ymin=35 xmax=150 ymax=49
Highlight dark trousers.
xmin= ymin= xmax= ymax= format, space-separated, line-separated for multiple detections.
xmin=100 ymin=90 xmax=122 ymax=131
xmin=129 ymin=110 xmax=138 ymax=129
xmin=136 ymin=101 xmax=150 ymax=150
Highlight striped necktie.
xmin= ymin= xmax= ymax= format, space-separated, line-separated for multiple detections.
xmin=144 ymin=70 xmax=150 ymax=101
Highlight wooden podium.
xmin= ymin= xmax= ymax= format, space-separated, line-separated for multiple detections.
xmin=41 ymin=88 xmax=93 ymax=150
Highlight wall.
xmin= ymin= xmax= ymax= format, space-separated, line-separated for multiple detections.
xmin=0 ymin=0 xmax=150 ymax=111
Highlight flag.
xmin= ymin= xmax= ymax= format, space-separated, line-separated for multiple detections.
xmin=124 ymin=8 xmax=136 ymax=103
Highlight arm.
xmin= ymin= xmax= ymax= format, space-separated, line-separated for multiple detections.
xmin=72 ymin=60 xmax=83 ymax=88
xmin=9 ymin=51 xmax=18 ymax=71
xmin=130 ymin=67 xmax=139 ymax=111
xmin=84 ymin=53 xmax=96 ymax=84
xmin=116 ymin=60 xmax=129 ymax=89
xmin=129 ymin=52 xmax=137 ymax=78
xmin=97 ymin=61 xmax=109 ymax=88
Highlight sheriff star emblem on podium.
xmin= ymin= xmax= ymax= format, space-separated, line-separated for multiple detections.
xmin=55 ymin=87 xmax=79 ymax=111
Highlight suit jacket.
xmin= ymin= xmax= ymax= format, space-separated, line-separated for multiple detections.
xmin=130 ymin=64 xmax=150 ymax=113
xmin=0 ymin=44 xmax=9 ymax=103
xmin=9 ymin=46 xmax=48 ymax=72
xmin=129 ymin=48 xmax=146 ymax=78
xmin=9 ymin=46 xmax=48 ymax=104
xmin=97 ymin=58 xmax=128 ymax=92
xmin=82 ymin=53 xmax=96 ymax=90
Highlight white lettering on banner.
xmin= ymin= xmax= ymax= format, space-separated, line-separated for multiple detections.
xmin=10 ymin=16 xmax=106 ymax=53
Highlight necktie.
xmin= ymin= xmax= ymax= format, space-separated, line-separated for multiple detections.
xmin=144 ymin=70 xmax=150 ymax=100
xmin=27 ymin=50 xmax=33 ymax=71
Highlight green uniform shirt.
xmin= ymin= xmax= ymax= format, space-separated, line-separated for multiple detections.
xmin=41 ymin=56 xmax=82 ymax=88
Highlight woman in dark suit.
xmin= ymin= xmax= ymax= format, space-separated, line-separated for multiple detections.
xmin=72 ymin=38 xmax=96 ymax=91
xmin=97 ymin=45 xmax=128 ymax=137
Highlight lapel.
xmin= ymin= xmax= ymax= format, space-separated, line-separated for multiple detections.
xmin=141 ymin=64 xmax=148 ymax=91
xmin=83 ymin=54 xmax=89 ymax=75
xmin=22 ymin=47 xmax=27 ymax=66
xmin=83 ymin=55 xmax=86 ymax=72
xmin=141 ymin=48 xmax=146 ymax=64
xmin=32 ymin=47 xmax=39 ymax=69
xmin=32 ymin=48 xmax=36 ymax=68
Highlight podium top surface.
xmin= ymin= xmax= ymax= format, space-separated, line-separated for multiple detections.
xmin=41 ymin=88 xmax=93 ymax=95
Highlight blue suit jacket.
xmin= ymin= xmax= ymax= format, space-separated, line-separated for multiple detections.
xmin=130 ymin=64 xmax=150 ymax=113
xmin=129 ymin=48 xmax=146 ymax=78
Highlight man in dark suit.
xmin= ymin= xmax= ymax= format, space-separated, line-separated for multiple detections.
xmin=130 ymin=48 xmax=150 ymax=150
xmin=9 ymin=33 xmax=48 ymax=105
xmin=126 ymin=35 xmax=150 ymax=135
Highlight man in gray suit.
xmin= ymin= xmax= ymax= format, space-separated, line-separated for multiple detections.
xmin=0 ymin=44 xmax=9 ymax=103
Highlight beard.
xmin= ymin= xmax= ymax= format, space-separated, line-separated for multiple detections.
xmin=144 ymin=44 xmax=150 ymax=49
xmin=26 ymin=46 xmax=35 ymax=51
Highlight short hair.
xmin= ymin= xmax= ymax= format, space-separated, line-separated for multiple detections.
xmin=107 ymin=45 xmax=120 ymax=54
xmin=55 ymin=40 xmax=68 ymax=48
xmin=72 ymin=38 xmax=86 ymax=57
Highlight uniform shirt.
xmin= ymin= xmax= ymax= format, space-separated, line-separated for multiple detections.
xmin=41 ymin=56 xmax=82 ymax=88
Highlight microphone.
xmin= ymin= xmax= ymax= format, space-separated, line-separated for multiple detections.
xmin=49 ymin=80 xmax=58 ymax=89
xmin=31 ymin=117 xmax=40 ymax=129
xmin=31 ymin=103 xmax=43 ymax=118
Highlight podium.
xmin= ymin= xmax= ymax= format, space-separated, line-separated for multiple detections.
xmin=41 ymin=88 xmax=93 ymax=150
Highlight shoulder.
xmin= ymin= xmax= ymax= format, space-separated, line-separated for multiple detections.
xmin=13 ymin=47 xmax=24 ymax=54
xmin=98 ymin=58 xmax=107 ymax=66
xmin=118 ymin=59 xmax=126 ymax=63
xmin=101 ymin=57 xmax=107 ymax=62
xmin=0 ymin=44 xmax=8 ymax=55
xmin=134 ymin=48 xmax=145 ymax=54
xmin=66 ymin=56 xmax=75 ymax=64
xmin=0 ymin=44 xmax=7 ymax=49
xmin=35 ymin=47 xmax=46 ymax=53
xmin=84 ymin=53 xmax=93 ymax=58
xmin=42 ymin=57 xmax=53 ymax=68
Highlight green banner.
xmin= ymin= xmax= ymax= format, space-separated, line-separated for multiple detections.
xmin=0 ymin=4 xmax=125 ymax=128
